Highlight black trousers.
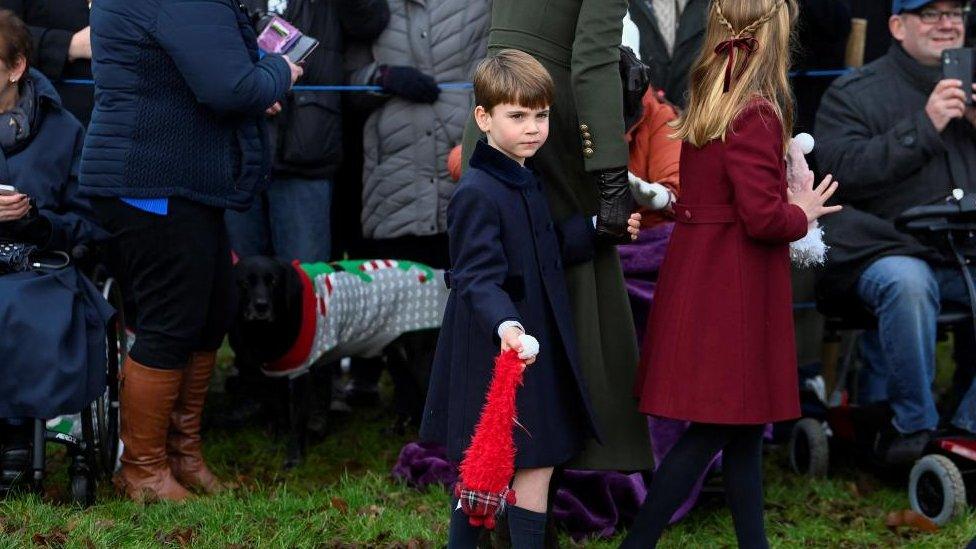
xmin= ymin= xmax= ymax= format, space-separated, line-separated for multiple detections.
xmin=92 ymin=197 xmax=234 ymax=370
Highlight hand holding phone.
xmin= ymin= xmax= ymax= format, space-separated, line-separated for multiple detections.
xmin=942 ymin=48 xmax=974 ymax=106
xmin=0 ymin=187 xmax=30 ymax=222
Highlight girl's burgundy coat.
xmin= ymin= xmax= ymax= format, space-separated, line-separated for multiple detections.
xmin=635 ymin=100 xmax=809 ymax=424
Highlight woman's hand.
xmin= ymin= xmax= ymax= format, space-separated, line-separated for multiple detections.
xmin=284 ymin=56 xmax=304 ymax=86
xmin=0 ymin=194 xmax=30 ymax=222
xmin=787 ymin=174 xmax=842 ymax=223
xmin=265 ymin=101 xmax=282 ymax=116
xmin=68 ymin=27 xmax=92 ymax=62
xmin=500 ymin=325 xmax=536 ymax=366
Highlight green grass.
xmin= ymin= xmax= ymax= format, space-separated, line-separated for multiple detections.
xmin=2 ymin=364 xmax=975 ymax=548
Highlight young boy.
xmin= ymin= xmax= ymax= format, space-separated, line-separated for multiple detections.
xmin=420 ymin=50 xmax=638 ymax=548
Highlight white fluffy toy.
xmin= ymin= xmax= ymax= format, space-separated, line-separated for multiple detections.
xmin=786 ymin=133 xmax=828 ymax=267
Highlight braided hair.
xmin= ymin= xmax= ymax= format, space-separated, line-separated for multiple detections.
xmin=714 ymin=0 xmax=787 ymax=39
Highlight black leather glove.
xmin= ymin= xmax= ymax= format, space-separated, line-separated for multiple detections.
xmin=593 ymin=166 xmax=636 ymax=244
xmin=376 ymin=65 xmax=440 ymax=104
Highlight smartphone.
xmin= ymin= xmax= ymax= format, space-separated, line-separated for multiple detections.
xmin=286 ymin=35 xmax=319 ymax=64
xmin=942 ymin=47 xmax=974 ymax=106
xmin=0 ymin=184 xmax=20 ymax=196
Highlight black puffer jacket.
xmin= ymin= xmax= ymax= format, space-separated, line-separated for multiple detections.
xmin=243 ymin=0 xmax=389 ymax=180
xmin=815 ymin=44 xmax=976 ymax=302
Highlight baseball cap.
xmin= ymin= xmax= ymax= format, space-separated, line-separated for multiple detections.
xmin=892 ymin=0 xmax=957 ymax=13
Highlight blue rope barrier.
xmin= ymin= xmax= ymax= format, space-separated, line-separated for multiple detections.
xmin=62 ymin=71 xmax=852 ymax=91
xmin=60 ymin=79 xmax=473 ymax=91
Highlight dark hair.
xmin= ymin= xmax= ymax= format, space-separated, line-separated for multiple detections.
xmin=0 ymin=10 xmax=32 ymax=70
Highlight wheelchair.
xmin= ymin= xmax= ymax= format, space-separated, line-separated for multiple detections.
xmin=19 ymin=246 xmax=125 ymax=506
xmin=788 ymin=191 xmax=976 ymax=525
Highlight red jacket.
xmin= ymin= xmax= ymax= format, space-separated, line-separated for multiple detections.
xmin=626 ymin=90 xmax=681 ymax=229
xmin=635 ymin=100 xmax=808 ymax=424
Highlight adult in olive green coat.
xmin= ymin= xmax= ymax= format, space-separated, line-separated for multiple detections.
xmin=462 ymin=0 xmax=652 ymax=471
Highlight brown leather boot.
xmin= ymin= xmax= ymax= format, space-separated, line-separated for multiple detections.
xmin=114 ymin=357 xmax=192 ymax=502
xmin=167 ymin=351 xmax=228 ymax=494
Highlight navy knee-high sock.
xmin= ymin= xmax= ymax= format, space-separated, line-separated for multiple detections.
xmin=448 ymin=498 xmax=482 ymax=549
xmin=507 ymin=505 xmax=547 ymax=549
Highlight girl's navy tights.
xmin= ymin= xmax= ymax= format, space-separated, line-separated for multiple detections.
xmin=620 ymin=423 xmax=769 ymax=549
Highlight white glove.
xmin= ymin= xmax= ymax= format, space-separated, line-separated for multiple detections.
xmin=517 ymin=334 xmax=540 ymax=360
xmin=628 ymin=171 xmax=673 ymax=210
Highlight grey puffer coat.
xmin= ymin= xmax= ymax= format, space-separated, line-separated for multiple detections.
xmin=357 ymin=0 xmax=489 ymax=240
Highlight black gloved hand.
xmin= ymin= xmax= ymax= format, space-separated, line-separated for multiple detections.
xmin=593 ymin=166 xmax=636 ymax=244
xmin=377 ymin=65 xmax=440 ymax=104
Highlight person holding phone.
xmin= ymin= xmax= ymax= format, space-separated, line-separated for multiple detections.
xmin=816 ymin=0 xmax=976 ymax=464
xmin=0 ymin=11 xmax=112 ymax=497
xmin=226 ymin=0 xmax=388 ymax=265
xmin=79 ymin=0 xmax=300 ymax=503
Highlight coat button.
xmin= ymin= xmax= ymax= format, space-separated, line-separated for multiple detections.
xmin=583 ymin=140 xmax=593 ymax=147
xmin=579 ymin=123 xmax=589 ymax=131
xmin=684 ymin=210 xmax=692 ymax=219
xmin=583 ymin=148 xmax=594 ymax=157
xmin=901 ymin=134 xmax=916 ymax=147
xmin=582 ymin=132 xmax=591 ymax=139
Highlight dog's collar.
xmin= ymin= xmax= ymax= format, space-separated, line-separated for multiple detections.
xmin=264 ymin=260 xmax=318 ymax=375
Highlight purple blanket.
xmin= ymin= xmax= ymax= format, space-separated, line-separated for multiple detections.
xmin=391 ymin=428 xmax=715 ymax=540
xmin=618 ymin=223 xmax=674 ymax=347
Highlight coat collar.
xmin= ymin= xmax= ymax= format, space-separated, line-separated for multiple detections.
xmin=468 ymin=139 xmax=535 ymax=189
xmin=629 ymin=0 xmax=706 ymax=60
xmin=888 ymin=43 xmax=942 ymax=95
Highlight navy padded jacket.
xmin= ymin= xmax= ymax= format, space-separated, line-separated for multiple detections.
xmin=80 ymin=0 xmax=291 ymax=211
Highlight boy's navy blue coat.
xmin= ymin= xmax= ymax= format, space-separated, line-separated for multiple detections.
xmin=79 ymin=0 xmax=292 ymax=211
xmin=421 ymin=140 xmax=599 ymax=468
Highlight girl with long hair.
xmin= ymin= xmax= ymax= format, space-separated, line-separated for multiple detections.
xmin=624 ymin=1 xmax=841 ymax=547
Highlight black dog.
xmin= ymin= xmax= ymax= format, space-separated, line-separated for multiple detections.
xmin=229 ymin=256 xmax=443 ymax=467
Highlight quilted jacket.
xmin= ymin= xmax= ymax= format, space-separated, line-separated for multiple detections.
xmin=356 ymin=0 xmax=489 ymax=239
xmin=79 ymin=0 xmax=291 ymax=211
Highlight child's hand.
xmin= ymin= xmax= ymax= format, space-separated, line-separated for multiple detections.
xmin=628 ymin=213 xmax=641 ymax=241
xmin=500 ymin=326 xmax=536 ymax=366
xmin=787 ymin=173 xmax=843 ymax=223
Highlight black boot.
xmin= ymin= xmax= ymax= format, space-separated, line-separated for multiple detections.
xmin=0 ymin=422 xmax=31 ymax=497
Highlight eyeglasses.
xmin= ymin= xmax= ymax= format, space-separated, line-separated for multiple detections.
xmin=908 ymin=8 xmax=968 ymax=24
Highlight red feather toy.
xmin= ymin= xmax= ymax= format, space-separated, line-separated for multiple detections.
xmin=454 ymin=349 xmax=525 ymax=529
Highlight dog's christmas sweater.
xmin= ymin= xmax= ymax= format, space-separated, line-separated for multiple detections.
xmin=264 ymin=259 xmax=449 ymax=377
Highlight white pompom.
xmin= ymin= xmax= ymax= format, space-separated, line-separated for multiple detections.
xmin=518 ymin=334 xmax=540 ymax=360
xmin=794 ymin=133 xmax=815 ymax=155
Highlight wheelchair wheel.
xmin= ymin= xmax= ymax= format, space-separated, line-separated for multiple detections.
xmin=92 ymin=275 xmax=125 ymax=479
xmin=789 ymin=418 xmax=829 ymax=477
xmin=67 ymin=467 xmax=95 ymax=507
xmin=909 ymin=454 xmax=967 ymax=526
